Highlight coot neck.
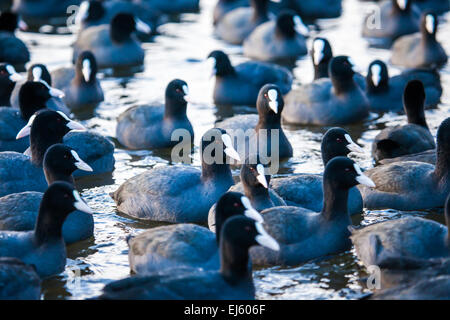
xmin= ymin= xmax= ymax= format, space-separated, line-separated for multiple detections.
xmin=220 ymin=238 xmax=252 ymax=284
xmin=433 ymin=143 xmax=450 ymax=183
xmin=244 ymin=183 xmax=273 ymax=210
xmin=367 ymin=76 xmax=389 ymax=94
xmin=201 ymin=158 xmax=233 ymax=183
xmin=331 ymin=75 xmax=357 ymax=95
xmin=164 ymin=98 xmax=188 ymax=120
xmin=0 ymin=79 xmax=14 ymax=105
xmin=256 ymin=112 xmax=281 ymax=130
xmin=405 ymin=103 xmax=428 ymax=130
xmin=44 ymin=169 xmax=75 ymax=186
xmin=30 ymin=135 xmax=63 ymax=167
xmin=251 ymin=0 xmax=269 ymax=22
xmin=321 ymin=180 xmax=350 ymax=221
xmin=34 ymin=207 xmax=65 ymax=246
xmin=314 ymin=60 xmax=330 ymax=80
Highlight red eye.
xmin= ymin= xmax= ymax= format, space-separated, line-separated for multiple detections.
xmin=264 ymin=93 xmax=268 ymax=98
xmin=176 ymin=88 xmax=182 ymax=93
xmin=345 ymin=168 xmax=350 ymax=172
xmin=234 ymin=202 xmax=239 ymax=207
xmin=336 ymin=138 xmax=342 ymax=143
xmin=64 ymin=194 xmax=69 ymax=198
xmin=245 ymin=226 xmax=251 ymax=232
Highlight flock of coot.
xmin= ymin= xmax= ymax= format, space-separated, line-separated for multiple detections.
xmin=0 ymin=0 xmax=449 ymax=300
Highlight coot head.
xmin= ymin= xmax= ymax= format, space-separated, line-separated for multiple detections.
xmin=329 ymin=56 xmax=357 ymax=93
xmin=110 ymin=13 xmax=151 ymax=43
xmin=75 ymin=0 xmax=105 ymax=25
xmin=164 ymin=79 xmax=190 ymax=118
xmin=403 ymin=80 xmax=427 ymax=129
xmin=311 ymin=37 xmax=333 ymax=79
xmin=34 ymin=181 xmax=93 ymax=244
xmin=207 ymin=50 xmax=235 ymax=77
xmin=16 ymin=110 xmax=86 ymax=166
xmin=275 ymin=10 xmax=308 ymax=39
xmin=421 ymin=12 xmax=438 ymax=39
xmin=434 ymin=118 xmax=450 ymax=178
xmin=18 ymin=81 xmax=64 ymax=121
xmin=75 ymin=51 xmax=98 ymax=84
xmin=257 ymin=84 xmax=283 ymax=119
xmin=366 ymin=60 xmax=389 ymax=93
xmin=27 ymin=64 xmax=52 ymax=86
xmin=215 ymin=191 xmax=264 ymax=244
xmin=321 ymin=127 xmax=364 ymax=165
xmin=241 ymin=161 xmax=269 ymax=190
xmin=0 ymin=11 xmax=26 ymax=32
xmin=43 ymin=144 xmax=93 ymax=184
xmin=200 ymin=128 xmax=241 ymax=164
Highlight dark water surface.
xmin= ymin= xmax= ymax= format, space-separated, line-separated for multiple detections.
xmin=19 ymin=0 xmax=450 ymax=299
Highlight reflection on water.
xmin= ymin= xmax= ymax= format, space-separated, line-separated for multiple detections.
xmin=17 ymin=0 xmax=450 ymax=299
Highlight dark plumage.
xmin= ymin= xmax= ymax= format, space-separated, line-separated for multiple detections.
xmin=208 ymin=50 xmax=293 ymax=106
xmin=0 ymin=182 xmax=93 ymax=278
xmin=372 ymin=80 xmax=435 ymax=162
xmin=360 ymin=117 xmax=450 ymax=210
xmin=0 ymin=63 xmax=22 ymax=105
xmin=270 ymin=127 xmax=364 ymax=215
xmin=283 ymin=56 xmax=369 ymax=125
xmin=111 ymin=128 xmax=240 ymax=223
xmin=128 ymin=192 xmax=263 ymax=274
xmin=97 ymin=215 xmax=279 ymax=300
xmin=51 ymin=51 xmax=104 ymax=111
xmin=215 ymin=84 xmax=293 ymax=162
xmin=116 ymin=79 xmax=193 ymax=150
xmin=249 ymin=157 xmax=375 ymax=266
xmin=391 ymin=12 xmax=448 ymax=68
xmin=0 ymin=11 xmax=30 ymax=71
xmin=0 ymin=257 xmax=40 ymax=300
xmin=365 ymin=60 xmax=442 ymax=113
xmin=215 ymin=0 xmax=271 ymax=45
xmin=73 ymin=13 xmax=149 ymax=69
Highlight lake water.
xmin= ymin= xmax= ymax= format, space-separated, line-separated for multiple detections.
xmin=18 ymin=0 xmax=450 ymax=300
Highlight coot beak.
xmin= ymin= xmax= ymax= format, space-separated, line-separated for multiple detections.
xmin=82 ymin=59 xmax=91 ymax=82
xmin=221 ymin=133 xmax=241 ymax=161
xmin=256 ymin=164 xmax=268 ymax=188
xmin=71 ymin=150 xmax=93 ymax=172
xmin=6 ymin=65 xmax=23 ymax=82
xmin=344 ymin=134 xmax=364 ymax=153
xmin=73 ymin=190 xmax=94 ymax=214
xmin=267 ymin=89 xmax=278 ymax=114
xmin=39 ymin=79 xmax=65 ymax=98
xmin=16 ymin=114 xmax=36 ymax=139
xmin=135 ymin=18 xmax=152 ymax=34
xmin=241 ymin=196 xmax=264 ymax=223
xmin=294 ymin=16 xmax=309 ymax=36
xmin=18 ymin=19 xmax=28 ymax=31
xmin=255 ymin=222 xmax=280 ymax=251
xmin=353 ymin=164 xmax=375 ymax=188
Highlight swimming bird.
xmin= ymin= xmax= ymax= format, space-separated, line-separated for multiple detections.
xmin=249 ymin=157 xmax=375 ymax=266
xmin=360 ymin=117 xmax=450 ymax=211
xmin=282 ymin=56 xmax=369 ymax=125
xmin=128 ymin=192 xmax=263 ymax=274
xmin=111 ymin=128 xmax=240 ymax=223
xmin=51 ymin=51 xmax=104 ymax=111
xmin=207 ymin=50 xmax=292 ymax=106
xmin=0 ymin=144 xmax=94 ymax=244
xmin=365 ymin=60 xmax=442 ymax=113
xmin=73 ymin=13 xmax=151 ymax=69
xmin=371 ymin=80 xmax=435 ymax=163
xmin=215 ymin=0 xmax=273 ymax=45
xmin=0 ymin=181 xmax=93 ymax=278
xmin=270 ymin=127 xmax=364 ymax=215
xmin=208 ymin=160 xmax=286 ymax=231
xmin=116 ymin=79 xmax=193 ymax=150
xmin=0 ymin=110 xmax=86 ymax=197
xmin=214 ymin=84 xmax=293 ymax=161
xmin=391 ymin=11 xmax=448 ymax=68
xmin=97 ymin=215 xmax=279 ymax=300
xmin=243 ymin=10 xmax=308 ymax=62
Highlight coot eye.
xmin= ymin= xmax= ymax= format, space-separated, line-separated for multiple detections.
xmin=345 ymin=168 xmax=350 ymax=172
xmin=233 ymin=202 xmax=239 ymax=207
xmin=176 ymin=88 xmax=182 ymax=93
xmin=64 ymin=193 xmax=69 ymax=198
xmin=336 ymin=138 xmax=342 ymax=143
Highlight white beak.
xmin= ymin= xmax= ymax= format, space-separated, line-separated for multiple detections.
xmin=207 ymin=57 xmax=216 ymax=78
xmin=71 ymin=150 xmax=93 ymax=172
xmin=135 ymin=18 xmax=152 ymax=34
xmin=255 ymin=222 xmax=280 ymax=251
xmin=256 ymin=164 xmax=268 ymax=188
xmin=354 ymin=164 xmax=375 ymax=188
xmin=313 ymin=39 xmax=325 ymax=65
xmin=82 ymin=59 xmax=91 ymax=82
xmin=6 ymin=65 xmax=23 ymax=82
xmin=397 ymin=0 xmax=407 ymax=10
xmin=75 ymin=1 xmax=90 ymax=25
xmin=241 ymin=196 xmax=264 ymax=223
xmin=344 ymin=134 xmax=364 ymax=153
xmin=73 ymin=190 xmax=94 ymax=214
xmin=294 ymin=16 xmax=309 ymax=36
xmin=182 ymin=84 xmax=191 ymax=103
xmin=32 ymin=67 xmax=42 ymax=81
xmin=67 ymin=120 xmax=87 ymax=131
xmin=39 ymin=79 xmax=65 ymax=98
xmin=16 ymin=114 xmax=36 ymax=139
xmin=425 ymin=14 xmax=435 ymax=34
xmin=18 ymin=19 xmax=28 ymax=31
xmin=222 ymin=133 xmax=241 ymax=162
xmin=267 ymin=89 xmax=279 ymax=114
xmin=370 ymin=64 xmax=382 ymax=87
